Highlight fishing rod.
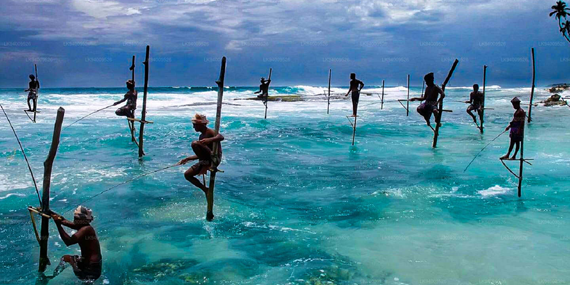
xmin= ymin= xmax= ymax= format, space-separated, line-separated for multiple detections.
xmin=62 ymin=163 xmax=180 ymax=214
xmin=64 ymin=104 xmax=115 ymax=129
xmin=463 ymin=129 xmax=508 ymax=172
xmin=0 ymin=104 xmax=42 ymax=206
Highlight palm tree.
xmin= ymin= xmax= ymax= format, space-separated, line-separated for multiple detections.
xmin=550 ymin=1 xmax=570 ymax=42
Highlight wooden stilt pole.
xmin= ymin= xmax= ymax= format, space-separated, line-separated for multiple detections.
xmin=39 ymin=107 xmax=65 ymax=272
xmin=206 ymin=56 xmax=226 ymax=221
xmin=351 ymin=116 xmax=357 ymax=146
xmin=264 ymin=68 xmax=272 ymax=119
xmin=528 ymin=48 xmax=536 ymax=123
xmin=432 ymin=59 xmax=459 ymax=148
xmin=518 ymin=139 xmax=524 ymax=197
xmin=138 ymin=46 xmax=149 ymax=158
xmin=406 ymin=75 xmax=410 ymax=116
xmin=129 ymin=55 xmax=137 ymax=142
xmin=381 ymin=80 xmax=385 ymax=110
xmin=481 ymin=65 xmax=487 ymax=133
xmin=327 ymin=69 xmax=331 ymax=114
xmin=33 ymin=64 xmax=38 ymax=123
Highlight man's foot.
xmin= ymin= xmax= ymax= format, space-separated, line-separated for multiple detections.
xmin=510 ymin=156 xmax=517 ymax=160
xmin=350 ymin=114 xmax=358 ymax=117
xmin=500 ymin=155 xmax=509 ymax=160
xmin=206 ymin=211 xmax=214 ymax=221
xmin=26 ymin=109 xmax=32 ymax=112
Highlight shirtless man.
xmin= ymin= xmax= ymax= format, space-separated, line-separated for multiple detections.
xmin=49 ymin=206 xmax=102 ymax=281
xmin=178 ymin=114 xmax=224 ymax=221
xmin=255 ymin=77 xmax=271 ymax=100
xmin=410 ymin=73 xmax=445 ymax=127
xmin=113 ymin=79 xmax=137 ymax=119
xmin=465 ymin=84 xmax=484 ymax=124
xmin=500 ymin=97 xmax=526 ymax=160
xmin=345 ymin=73 xmax=364 ymax=117
xmin=25 ymin=74 xmax=40 ymax=112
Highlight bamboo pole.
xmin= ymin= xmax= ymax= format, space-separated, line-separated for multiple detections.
xmin=518 ymin=139 xmax=524 ymax=197
xmin=381 ymin=80 xmax=385 ymax=110
xmin=138 ymin=46 xmax=149 ymax=158
xmin=406 ymin=75 xmax=410 ymax=116
xmin=264 ymin=68 xmax=272 ymax=119
xmin=39 ymin=107 xmax=65 ymax=272
xmin=327 ymin=69 xmax=331 ymax=114
xmin=528 ymin=48 xmax=535 ymax=123
xmin=481 ymin=65 xmax=487 ymax=133
xmin=432 ymin=59 xmax=459 ymax=148
xmin=34 ymin=64 xmax=38 ymax=122
xmin=206 ymin=56 xmax=226 ymax=221
xmin=351 ymin=116 xmax=357 ymax=146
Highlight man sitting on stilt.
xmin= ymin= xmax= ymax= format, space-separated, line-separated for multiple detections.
xmin=410 ymin=72 xmax=445 ymax=128
xmin=49 ymin=206 xmax=102 ymax=281
xmin=178 ymin=114 xmax=224 ymax=220
xmin=113 ymin=79 xmax=137 ymax=119
xmin=500 ymin=97 xmax=525 ymax=160
xmin=465 ymin=84 xmax=484 ymax=125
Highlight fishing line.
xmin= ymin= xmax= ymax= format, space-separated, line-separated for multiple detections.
xmin=0 ymin=104 xmax=42 ymax=206
xmin=64 ymin=104 xmax=114 ymax=129
xmin=463 ymin=129 xmax=508 ymax=172
xmin=62 ymin=163 xmax=180 ymax=214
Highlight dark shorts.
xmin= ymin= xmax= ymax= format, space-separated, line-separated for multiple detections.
xmin=351 ymin=91 xmax=360 ymax=104
xmin=28 ymin=92 xmax=37 ymax=100
xmin=467 ymin=104 xmax=482 ymax=112
xmin=418 ymin=102 xmax=437 ymax=115
xmin=510 ymin=128 xmax=524 ymax=142
xmin=116 ymin=106 xmax=134 ymax=117
xmin=191 ymin=154 xmax=222 ymax=175
xmin=72 ymin=255 xmax=101 ymax=281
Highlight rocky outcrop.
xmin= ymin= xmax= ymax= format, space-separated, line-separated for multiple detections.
xmin=540 ymin=94 xmax=568 ymax=106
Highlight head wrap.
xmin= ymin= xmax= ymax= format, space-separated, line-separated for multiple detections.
xmin=74 ymin=206 xmax=94 ymax=222
xmin=191 ymin=113 xmax=209 ymax=125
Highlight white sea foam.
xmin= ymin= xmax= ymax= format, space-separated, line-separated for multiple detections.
xmin=0 ymin=193 xmax=26 ymax=200
xmin=478 ymin=185 xmax=512 ymax=197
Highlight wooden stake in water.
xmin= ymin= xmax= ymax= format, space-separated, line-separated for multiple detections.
xmin=33 ymin=64 xmax=38 ymax=122
xmin=480 ymin=65 xmax=487 ymax=133
xmin=129 ymin=55 xmax=137 ymax=142
xmin=381 ymin=80 xmax=385 ymax=110
xmin=432 ymin=59 xmax=459 ymax=148
xmin=352 ymin=116 xmax=357 ymax=146
xmin=206 ymin=56 xmax=226 ymax=221
xmin=406 ymin=74 xmax=410 ymax=116
xmin=327 ymin=69 xmax=331 ymax=114
xmin=138 ymin=46 xmax=150 ymax=158
xmin=518 ymin=139 xmax=525 ymax=197
xmin=264 ymin=68 xmax=272 ymax=119
xmin=39 ymin=107 xmax=65 ymax=272
xmin=528 ymin=48 xmax=536 ymax=123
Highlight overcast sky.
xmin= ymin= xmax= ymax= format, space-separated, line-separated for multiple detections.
xmin=0 ymin=0 xmax=568 ymax=88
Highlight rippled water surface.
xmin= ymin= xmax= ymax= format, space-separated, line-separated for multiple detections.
xmin=1 ymin=85 xmax=569 ymax=284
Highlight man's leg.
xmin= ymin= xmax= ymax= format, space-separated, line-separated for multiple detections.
xmin=351 ymin=93 xmax=359 ymax=117
xmin=511 ymin=141 xmax=520 ymax=159
xmin=32 ymin=98 xmax=37 ymax=112
xmin=467 ymin=107 xmax=476 ymax=122
xmin=184 ymin=166 xmax=208 ymax=193
xmin=27 ymin=97 xmax=33 ymax=111
xmin=184 ymin=141 xmax=214 ymax=193
xmin=501 ymin=140 xmax=515 ymax=159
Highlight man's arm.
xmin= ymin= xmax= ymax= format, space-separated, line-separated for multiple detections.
xmin=437 ymin=86 xmax=446 ymax=104
xmin=113 ymin=94 xmax=128 ymax=105
xmin=178 ymin=155 xmax=198 ymax=165
xmin=54 ymin=220 xmax=88 ymax=246
xmin=359 ymin=80 xmax=364 ymax=91
xmin=199 ymin=133 xmax=224 ymax=145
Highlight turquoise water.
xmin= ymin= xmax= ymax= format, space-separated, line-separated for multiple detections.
xmin=1 ymin=85 xmax=570 ymax=284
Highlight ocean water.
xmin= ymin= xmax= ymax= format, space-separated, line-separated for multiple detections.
xmin=1 ymin=84 xmax=569 ymax=285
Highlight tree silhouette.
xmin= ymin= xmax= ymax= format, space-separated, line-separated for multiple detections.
xmin=550 ymin=1 xmax=570 ymax=43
